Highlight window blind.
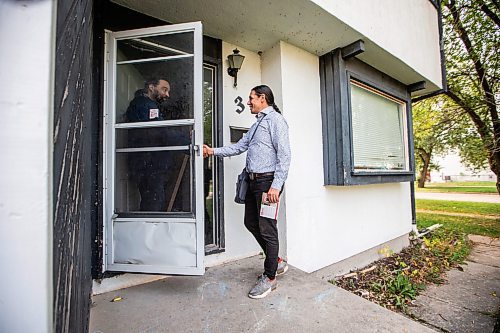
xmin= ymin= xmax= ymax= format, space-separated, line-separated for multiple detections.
xmin=350 ymin=83 xmax=407 ymax=171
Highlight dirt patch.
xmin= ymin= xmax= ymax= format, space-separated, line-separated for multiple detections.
xmin=332 ymin=228 xmax=471 ymax=313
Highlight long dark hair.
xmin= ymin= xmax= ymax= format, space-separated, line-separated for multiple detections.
xmin=252 ymin=85 xmax=282 ymax=114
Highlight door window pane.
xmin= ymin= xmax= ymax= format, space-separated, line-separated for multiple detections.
xmin=350 ymin=81 xmax=407 ymax=171
xmin=114 ymin=126 xmax=192 ymax=214
xmin=116 ymin=32 xmax=194 ymax=62
xmin=115 ymin=149 xmax=192 ymax=214
xmin=115 ymin=58 xmax=194 ymax=123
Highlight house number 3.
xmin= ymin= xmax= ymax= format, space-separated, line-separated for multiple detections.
xmin=234 ymin=96 xmax=245 ymax=114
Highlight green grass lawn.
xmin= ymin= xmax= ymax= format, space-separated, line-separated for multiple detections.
xmin=416 ymin=199 xmax=500 ymax=216
xmin=416 ymin=199 xmax=500 ymax=238
xmin=417 ymin=213 xmax=500 ymax=238
xmin=415 ymin=181 xmax=497 ymax=194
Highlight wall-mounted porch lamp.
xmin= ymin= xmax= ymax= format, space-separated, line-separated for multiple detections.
xmin=227 ymin=49 xmax=245 ymax=87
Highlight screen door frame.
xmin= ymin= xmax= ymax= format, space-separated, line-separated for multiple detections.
xmin=103 ymin=22 xmax=204 ymax=275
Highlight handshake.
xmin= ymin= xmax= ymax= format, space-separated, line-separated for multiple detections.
xmin=202 ymin=144 xmax=214 ymax=158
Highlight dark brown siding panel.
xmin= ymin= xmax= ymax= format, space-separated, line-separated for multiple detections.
xmin=53 ymin=0 xmax=94 ymax=332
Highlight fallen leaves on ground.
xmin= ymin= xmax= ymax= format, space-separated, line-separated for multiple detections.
xmin=332 ymin=228 xmax=471 ymax=313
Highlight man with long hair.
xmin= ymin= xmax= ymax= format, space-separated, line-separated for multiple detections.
xmin=204 ymin=85 xmax=291 ymax=299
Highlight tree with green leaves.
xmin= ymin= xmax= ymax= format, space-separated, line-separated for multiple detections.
xmin=413 ymin=98 xmax=447 ymax=187
xmin=441 ymin=0 xmax=499 ymax=192
xmin=413 ymin=95 xmax=473 ymax=187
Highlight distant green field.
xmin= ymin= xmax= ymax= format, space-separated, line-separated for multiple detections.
xmin=416 ymin=181 xmax=497 ymax=194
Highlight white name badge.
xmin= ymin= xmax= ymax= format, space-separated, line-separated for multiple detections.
xmin=149 ymin=108 xmax=159 ymax=119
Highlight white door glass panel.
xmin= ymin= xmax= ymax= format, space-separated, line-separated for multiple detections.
xmin=350 ymin=82 xmax=408 ymax=171
xmin=104 ymin=22 xmax=204 ymax=275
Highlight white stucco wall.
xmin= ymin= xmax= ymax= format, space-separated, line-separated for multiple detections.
xmin=208 ymin=40 xmax=413 ymax=273
xmin=208 ymin=40 xmax=413 ymax=272
xmin=205 ymin=42 xmax=264 ymax=267
xmin=0 ymin=1 xmax=54 ymax=332
xmin=260 ymin=43 xmax=284 ymax=110
xmin=278 ymin=41 xmax=413 ymax=273
xmin=312 ymin=0 xmax=442 ymax=89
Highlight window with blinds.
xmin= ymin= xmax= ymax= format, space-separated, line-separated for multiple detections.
xmin=350 ymin=81 xmax=408 ymax=172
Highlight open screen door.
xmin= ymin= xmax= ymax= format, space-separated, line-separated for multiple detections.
xmin=103 ymin=22 xmax=204 ymax=275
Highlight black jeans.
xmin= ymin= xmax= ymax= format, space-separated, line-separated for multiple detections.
xmin=244 ymin=175 xmax=279 ymax=279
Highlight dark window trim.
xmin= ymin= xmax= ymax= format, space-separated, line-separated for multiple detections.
xmin=203 ymin=41 xmax=226 ymax=254
xmin=346 ymin=73 xmax=411 ymax=176
xmin=319 ymin=49 xmax=415 ymax=186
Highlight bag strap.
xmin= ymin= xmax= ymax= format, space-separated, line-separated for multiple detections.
xmin=244 ymin=112 xmax=268 ymax=173
xmin=249 ymin=113 xmax=267 ymax=143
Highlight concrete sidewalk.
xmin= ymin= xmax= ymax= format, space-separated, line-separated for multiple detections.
xmin=90 ymin=256 xmax=434 ymax=333
xmin=415 ymin=191 xmax=500 ymax=203
xmin=409 ymin=235 xmax=500 ymax=333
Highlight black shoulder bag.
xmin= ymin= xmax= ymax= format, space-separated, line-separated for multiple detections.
xmin=234 ymin=114 xmax=267 ymax=204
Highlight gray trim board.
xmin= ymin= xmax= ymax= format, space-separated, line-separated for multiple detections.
xmin=341 ymin=39 xmax=365 ymax=59
xmin=408 ymin=81 xmax=426 ymax=92
xmin=320 ymin=49 xmax=345 ymax=185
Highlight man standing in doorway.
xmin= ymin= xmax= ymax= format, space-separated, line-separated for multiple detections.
xmin=203 ymin=85 xmax=291 ymax=299
xmin=126 ymin=78 xmax=170 ymax=122
xmin=126 ymin=78 xmax=171 ymax=211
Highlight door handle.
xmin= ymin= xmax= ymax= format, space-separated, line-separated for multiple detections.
xmin=193 ymin=144 xmax=200 ymax=156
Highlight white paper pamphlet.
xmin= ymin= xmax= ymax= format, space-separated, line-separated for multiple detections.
xmin=260 ymin=192 xmax=280 ymax=219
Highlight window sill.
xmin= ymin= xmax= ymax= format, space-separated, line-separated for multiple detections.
xmin=352 ymin=171 xmax=413 ymax=176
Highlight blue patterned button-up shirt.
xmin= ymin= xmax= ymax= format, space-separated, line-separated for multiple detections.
xmin=214 ymin=106 xmax=291 ymax=190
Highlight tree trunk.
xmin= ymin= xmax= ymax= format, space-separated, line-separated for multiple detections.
xmin=418 ymin=151 xmax=431 ymax=188
xmin=496 ymin=175 xmax=500 ymax=195
xmin=488 ymin=150 xmax=500 ymax=194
